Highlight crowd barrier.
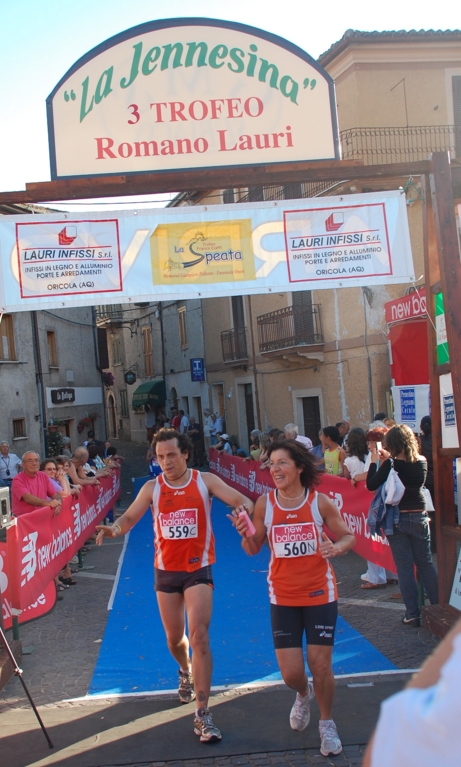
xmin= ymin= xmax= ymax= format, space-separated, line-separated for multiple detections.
xmin=209 ymin=450 xmax=395 ymax=571
xmin=0 ymin=471 xmax=120 ymax=631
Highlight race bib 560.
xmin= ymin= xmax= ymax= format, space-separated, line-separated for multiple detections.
xmin=160 ymin=509 xmax=198 ymax=540
xmin=272 ymin=522 xmax=317 ymax=558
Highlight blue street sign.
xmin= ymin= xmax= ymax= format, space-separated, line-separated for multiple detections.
xmin=190 ymin=358 xmax=205 ymax=382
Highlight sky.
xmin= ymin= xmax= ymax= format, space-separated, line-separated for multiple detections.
xmin=0 ymin=0 xmax=458 ymax=210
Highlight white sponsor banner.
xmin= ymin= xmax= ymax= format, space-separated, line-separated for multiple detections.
xmin=440 ymin=373 xmax=459 ymax=449
xmin=0 ymin=191 xmax=414 ymax=312
xmin=47 ymin=19 xmax=339 ymax=179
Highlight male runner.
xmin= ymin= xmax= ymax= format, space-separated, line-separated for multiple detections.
xmin=96 ymin=428 xmax=253 ymax=743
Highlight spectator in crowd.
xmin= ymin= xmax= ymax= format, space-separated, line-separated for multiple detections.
xmin=85 ymin=430 xmax=105 ymax=458
xmin=249 ymin=429 xmax=262 ymax=460
xmin=146 ymin=441 xmax=162 ymax=478
xmin=419 ymin=415 xmax=435 ymax=550
xmin=187 ymin=417 xmax=203 ymax=466
xmin=383 ymin=418 xmax=397 ymax=428
xmin=363 ymin=617 xmax=461 ymax=767
xmin=144 ymin=404 xmax=156 ymax=443
xmin=170 ymin=408 xmax=181 ymax=430
xmin=322 ymin=427 xmax=344 ymax=476
xmin=284 ymin=423 xmax=313 ymax=450
xmin=216 ymin=433 xmax=233 ymax=455
xmin=56 ymin=455 xmax=82 ymax=496
xmin=335 ymin=421 xmax=350 ymax=447
xmin=202 ymin=410 xmax=213 ymax=462
xmin=374 ymin=412 xmax=387 ymax=422
xmin=68 ymin=448 xmax=102 ymax=488
xmin=105 ymin=446 xmax=124 ymax=466
xmin=268 ymin=428 xmax=286 ymax=442
xmin=87 ymin=444 xmax=107 ymax=471
xmin=40 ymin=458 xmax=76 ymax=498
xmin=11 ymin=452 xmax=62 ymax=517
xmin=179 ymin=409 xmax=190 ymax=434
xmin=0 ymin=441 xmax=21 ymax=487
xmin=258 ymin=433 xmax=271 ymax=463
xmin=231 ymin=442 xmax=249 ymax=458
xmin=61 ymin=437 xmax=72 ymax=458
xmin=366 ymin=424 xmax=439 ymax=627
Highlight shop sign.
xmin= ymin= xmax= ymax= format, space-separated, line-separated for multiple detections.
xmin=384 ymin=288 xmax=426 ymax=324
xmin=50 ymin=387 xmax=76 ymax=404
xmin=0 ymin=191 xmax=414 ymax=313
xmin=46 ymin=19 xmax=339 ymax=179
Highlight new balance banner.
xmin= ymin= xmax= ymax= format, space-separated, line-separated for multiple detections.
xmin=6 ymin=471 xmax=120 ymax=612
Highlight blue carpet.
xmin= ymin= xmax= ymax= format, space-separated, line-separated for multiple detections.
xmin=89 ymin=485 xmax=395 ymax=695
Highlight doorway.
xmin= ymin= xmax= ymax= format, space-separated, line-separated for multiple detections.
xmin=302 ymin=397 xmax=321 ymax=445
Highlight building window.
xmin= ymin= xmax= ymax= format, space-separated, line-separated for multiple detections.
xmin=47 ymin=330 xmax=58 ymax=367
xmin=178 ymin=306 xmax=188 ymax=349
xmin=223 ymin=188 xmax=235 ymax=204
xmin=142 ymin=325 xmax=154 ymax=376
xmin=120 ymin=389 xmax=129 ymax=417
xmin=112 ymin=335 xmax=121 ymax=365
xmin=12 ymin=418 xmax=26 ymax=439
xmin=0 ymin=314 xmax=16 ymax=360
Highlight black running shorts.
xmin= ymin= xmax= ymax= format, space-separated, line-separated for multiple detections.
xmin=154 ymin=565 xmax=214 ymax=593
xmin=270 ymin=601 xmax=338 ymax=649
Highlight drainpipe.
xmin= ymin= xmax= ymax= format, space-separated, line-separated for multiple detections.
xmin=247 ymin=296 xmax=262 ymax=430
xmin=92 ymin=307 xmax=108 ymax=439
xmin=31 ymin=312 xmax=47 ymax=456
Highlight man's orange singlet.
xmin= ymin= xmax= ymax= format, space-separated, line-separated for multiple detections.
xmin=152 ymin=470 xmax=215 ymax=572
xmin=265 ymin=489 xmax=338 ymax=606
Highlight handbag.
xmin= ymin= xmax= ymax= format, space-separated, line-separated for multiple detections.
xmin=384 ymin=459 xmax=406 ymax=506
xmin=422 ymin=487 xmax=435 ymax=512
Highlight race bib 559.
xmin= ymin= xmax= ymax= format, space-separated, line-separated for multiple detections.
xmin=160 ymin=509 xmax=198 ymax=539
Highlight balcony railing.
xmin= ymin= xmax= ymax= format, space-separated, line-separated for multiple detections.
xmin=257 ymin=305 xmax=323 ymax=353
xmin=236 ymin=125 xmax=460 ymax=203
xmin=221 ymin=328 xmax=248 ymax=362
xmin=95 ymin=304 xmax=123 ymax=325
xmin=340 ymin=124 xmax=460 ymax=164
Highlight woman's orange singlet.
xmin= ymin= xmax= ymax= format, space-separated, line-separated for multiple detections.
xmin=265 ymin=489 xmax=338 ymax=606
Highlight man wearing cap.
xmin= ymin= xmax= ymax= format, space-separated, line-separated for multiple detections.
xmin=216 ymin=434 xmax=232 ymax=455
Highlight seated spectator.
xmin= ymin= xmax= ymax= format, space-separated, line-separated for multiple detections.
xmin=284 ymin=423 xmax=313 ymax=450
xmin=11 ymin=452 xmax=62 ymax=517
xmin=322 ymin=426 xmax=344 ymax=475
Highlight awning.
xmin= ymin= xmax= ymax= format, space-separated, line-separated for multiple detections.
xmin=132 ymin=380 xmax=166 ymax=409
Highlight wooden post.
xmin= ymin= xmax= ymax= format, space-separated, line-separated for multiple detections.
xmin=422 ymin=153 xmax=461 ymax=636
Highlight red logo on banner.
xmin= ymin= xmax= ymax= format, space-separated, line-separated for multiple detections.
xmin=58 ymin=225 xmax=77 ymax=245
xmin=325 ymin=212 xmax=344 ymax=232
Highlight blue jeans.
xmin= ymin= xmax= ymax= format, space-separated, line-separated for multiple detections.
xmin=388 ymin=512 xmax=439 ymax=619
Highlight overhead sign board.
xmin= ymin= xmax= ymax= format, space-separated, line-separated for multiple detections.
xmin=0 ymin=192 xmax=414 ymax=313
xmin=46 ymin=17 xmax=339 ymax=179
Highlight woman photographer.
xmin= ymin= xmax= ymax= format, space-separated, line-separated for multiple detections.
xmin=366 ymin=424 xmax=439 ymax=627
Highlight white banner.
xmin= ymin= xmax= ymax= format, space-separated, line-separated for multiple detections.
xmin=0 ymin=191 xmax=414 ymax=312
xmin=47 ymin=19 xmax=339 ymax=178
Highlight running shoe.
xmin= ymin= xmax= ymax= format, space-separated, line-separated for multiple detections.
xmin=194 ymin=707 xmax=222 ymax=742
xmin=178 ymin=669 xmax=195 ymax=703
xmin=319 ymin=719 xmax=343 ymax=756
xmin=289 ymin=683 xmax=315 ymax=731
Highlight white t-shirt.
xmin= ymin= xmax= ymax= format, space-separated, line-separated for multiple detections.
xmin=180 ymin=415 xmax=190 ymax=433
xmin=344 ymin=452 xmax=371 ymax=479
xmin=295 ymin=434 xmax=313 ymax=450
xmin=371 ymin=633 xmax=461 ymax=767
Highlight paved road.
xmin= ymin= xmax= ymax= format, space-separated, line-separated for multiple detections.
xmin=0 ymin=440 xmax=440 ymax=766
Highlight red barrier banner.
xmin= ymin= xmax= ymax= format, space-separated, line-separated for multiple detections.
xmin=0 ymin=541 xmax=56 ymax=631
xmin=6 ymin=471 xmax=120 ymax=612
xmin=209 ymin=450 xmax=395 ymax=571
